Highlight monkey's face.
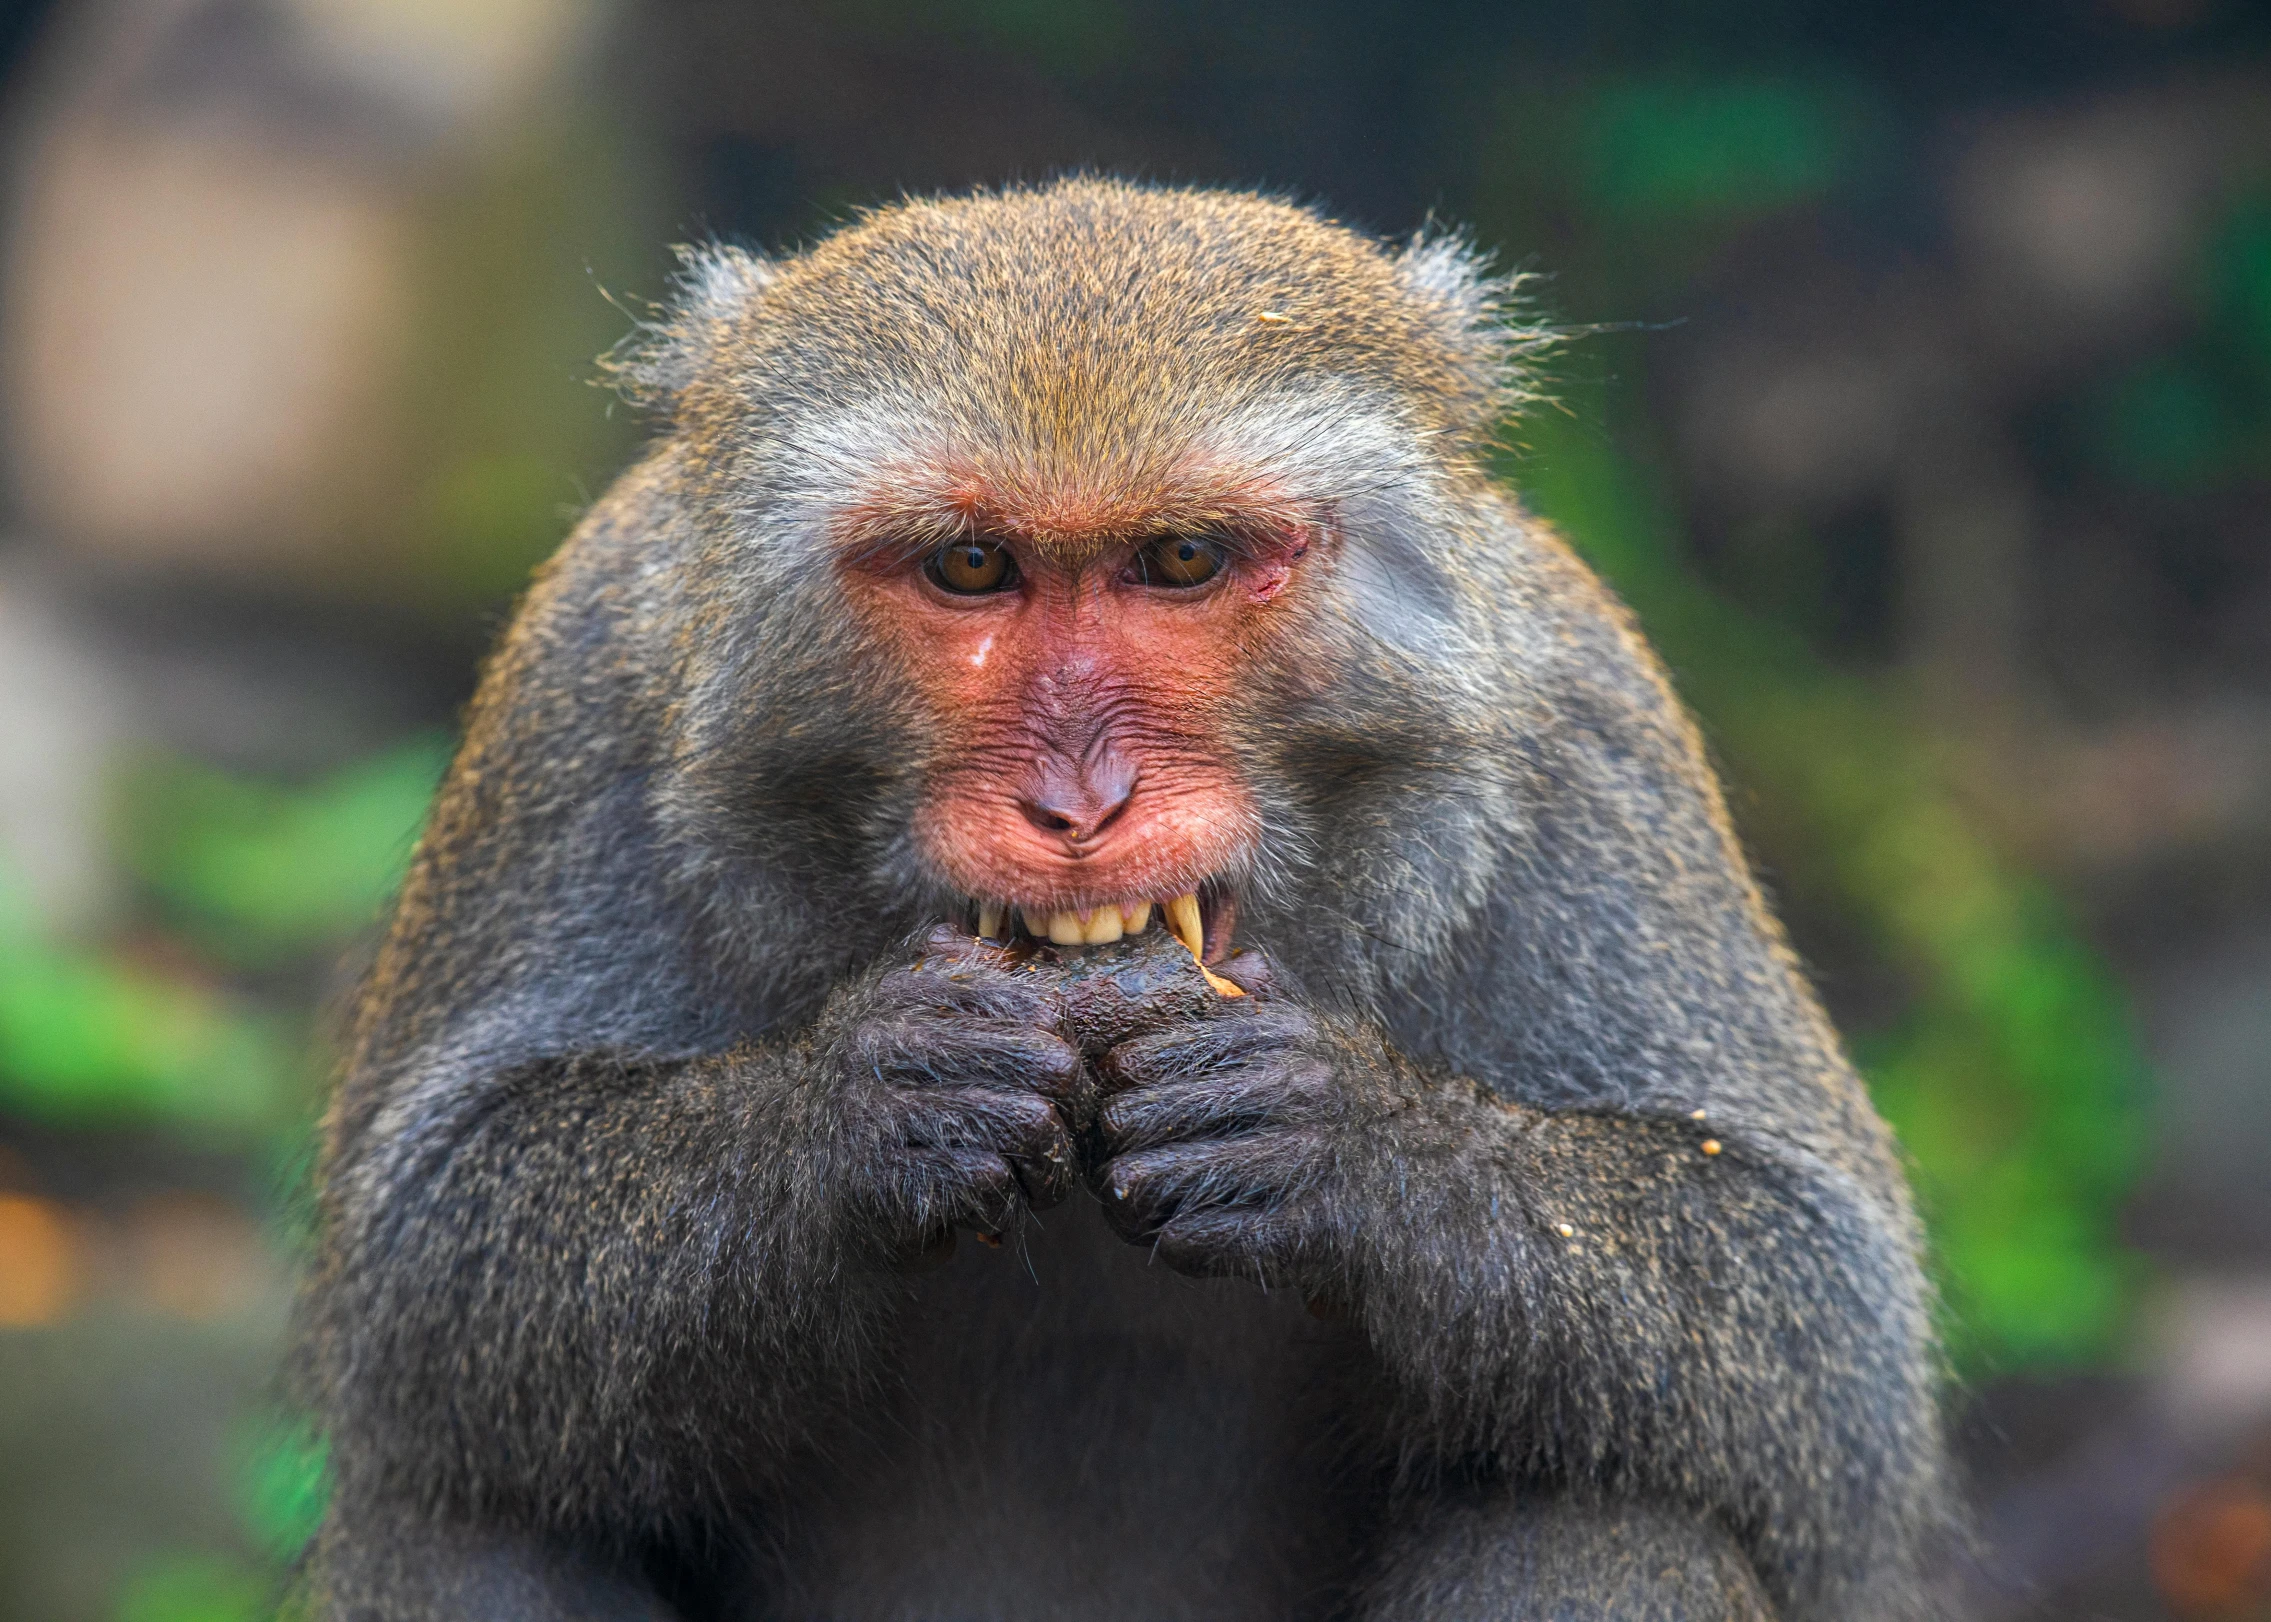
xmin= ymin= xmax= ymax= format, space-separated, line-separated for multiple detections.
xmin=645 ymin=183 xmax=1532 ymax=983
xmin=834 ymin=474 xmax=1331 ymax=963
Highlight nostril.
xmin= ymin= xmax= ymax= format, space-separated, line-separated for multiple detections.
xmin=1019 ymin=777 xmax=1136 ymax=844
xmin=1088 ymin=794 xmax=1132 ymax=836
xmin=1019 ymin=797 xmax=1090 ymax=838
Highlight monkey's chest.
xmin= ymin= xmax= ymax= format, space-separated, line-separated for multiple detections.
xmin=754 ymin=1213 xmax=1366 ymax=1621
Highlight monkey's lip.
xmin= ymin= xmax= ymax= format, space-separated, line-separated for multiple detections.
xmin=966 ymin=887 xmax=1243 ymax=991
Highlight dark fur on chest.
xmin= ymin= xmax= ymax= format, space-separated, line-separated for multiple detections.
xmin=739 ymin=1212 xmax=1373 ymax=1621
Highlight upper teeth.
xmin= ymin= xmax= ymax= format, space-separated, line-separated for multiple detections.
xmin=974 ymin=890 xmax=1242 ymax=998
xmin=975 ymin=897 xmax=1177 ymax=947
xmin=1008 ymin=900 xmax=1156 ymax=946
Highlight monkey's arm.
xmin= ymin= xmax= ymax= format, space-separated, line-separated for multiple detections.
xmin=1092 ymin=979 xmax=1935 ymax=1618
xmin=311 ymin=932 xmax=1076 ymax=1538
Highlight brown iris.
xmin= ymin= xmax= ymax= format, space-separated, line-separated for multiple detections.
xmin=928 ymin=539 xmax=1015 ymax=594
xmin=1136 ymin=533 xmax=1226 ymax=587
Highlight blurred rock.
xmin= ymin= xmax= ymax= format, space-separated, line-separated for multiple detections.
xmin=1 ymin=0 xmax=659 ymax=614
xmin=2157 ymin=1278 xmax=2271 ymax=1439
xmin=0 ymin=562 xmax=130 ymax=933
xmin=1950 ymin=98 xmax=2212 ymax=358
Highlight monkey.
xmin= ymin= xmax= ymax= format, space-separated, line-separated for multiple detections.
xmin=300 ymin=179 xmax=1948 ymax=1621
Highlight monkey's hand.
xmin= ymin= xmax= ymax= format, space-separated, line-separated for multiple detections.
xmin=1089 ymin=949 xmax=1394 ymax=1286
xmin=826 ymin=924 xmax=1082 ymax=1260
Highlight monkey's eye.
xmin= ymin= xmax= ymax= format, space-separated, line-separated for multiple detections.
xmin=927 ymin=539 xmax=1017 ymax=594
xmin=1134 ymin=533 xmax=1226 ymax=588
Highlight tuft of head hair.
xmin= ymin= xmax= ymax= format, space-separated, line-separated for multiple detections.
xmin=598 ymin=243 xmax=780 ymax=414
xmin=1392 ymin=225 xmax=1556 ymax=425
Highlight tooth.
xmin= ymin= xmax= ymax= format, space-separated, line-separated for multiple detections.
xmin=1047 ymin=910 xmax=1085 ymax=945
xmin=977 ymin=903 xmax=1003 ymax=940
xmin=1022 ymin=907 xmax=1049 ymax=937
xmin=1082 ymin=908 xmax=1123 ymax=944
xmin=1163 ymin=892 xmax=1244 ymax=999
xmin=1120 ymin=900 xmax=1151 ymax=934
xmin=1164 ymin=894 xmax=1203 ymax=956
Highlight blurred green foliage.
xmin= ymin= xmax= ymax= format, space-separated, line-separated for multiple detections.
xmin=1576 ymin=75 xmax=1884 ymax=220
xmin=114 ymin=1558 xmax=270 ymax=1622
xmin=1477 ymin=70 xmax=1894 ymax=321
xmin=0 ymin=735 xmax=403 ymax=1620
xmin=1514 ymin=400 xmax=2149 ymax=1371
xmin=117 ymin=739 xmax=451 ymax=969
xmin=0 ymin=885 xmax=293 ymax=1142
xmin=1462 ymin=45 xmax=2167 ymax=1373
xmin=111 ymin=1418 xmax=328 ymax=1622
xmin=2081 ymin=188 xmax=2271 ymax=494
xmin=231 ymin=1416 xmax=331 ymax=1562
xmin=0 ymin=737 xmax=444 ymax=1146
xmin=2220 ymin=198 xmax=2271 ymax=367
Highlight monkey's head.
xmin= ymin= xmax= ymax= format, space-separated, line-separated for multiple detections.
xmin=614 ymin=180 xmax=1549 ymax=1005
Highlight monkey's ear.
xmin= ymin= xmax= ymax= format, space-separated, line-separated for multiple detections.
xmin=1393 ymin=228 xmax=1556 ymax=428
xmin=599 ymin=242 xmax=779 ymax=414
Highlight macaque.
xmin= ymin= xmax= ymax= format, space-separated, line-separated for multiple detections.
xmin=304 ymin=180 xmax=1946 ymax=1620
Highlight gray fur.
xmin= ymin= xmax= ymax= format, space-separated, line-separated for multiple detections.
xmin=302 ymin=179 xmax=1948 ymax=1620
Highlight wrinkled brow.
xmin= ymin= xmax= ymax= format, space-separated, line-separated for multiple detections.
xmin=808 ymin=394 xmax=1431 ymax=561
xmin=829 ymin=457 xmax=1327 ymax=568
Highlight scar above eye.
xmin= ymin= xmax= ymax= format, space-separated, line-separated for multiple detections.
xmin=971 ymin=635 xmax=994 ymax=669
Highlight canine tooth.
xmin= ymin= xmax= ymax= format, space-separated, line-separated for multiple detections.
xmin=1082 ymin=908 xmax=1123 ymax=944
xmin=1120 ymin=900 xmax=1152 ymax=934
xmin=1163 ymin=891 xmax=1244 ymax=998
xmin=1164 ymin=893 xmax=1204 ymax=956
xmin=977 ymin=903 xmax=1003 ymax=940
xmin=1047 ymin=910 xmax=1085 ymax=945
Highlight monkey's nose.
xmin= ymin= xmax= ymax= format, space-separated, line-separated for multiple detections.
xmin=1020 ymin=755 xmax=1136 ymax=846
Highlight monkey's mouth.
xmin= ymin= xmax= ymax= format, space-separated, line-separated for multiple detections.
xmin=962 ymin=886 xmax=1244 ymax=994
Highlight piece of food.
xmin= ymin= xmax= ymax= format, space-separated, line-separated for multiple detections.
xmin=1163 ymin=893 xmax=1245 ymax=998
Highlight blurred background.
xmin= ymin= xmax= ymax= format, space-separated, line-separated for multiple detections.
xmin=0 ymin=0 xmax=2266 ymax=1616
